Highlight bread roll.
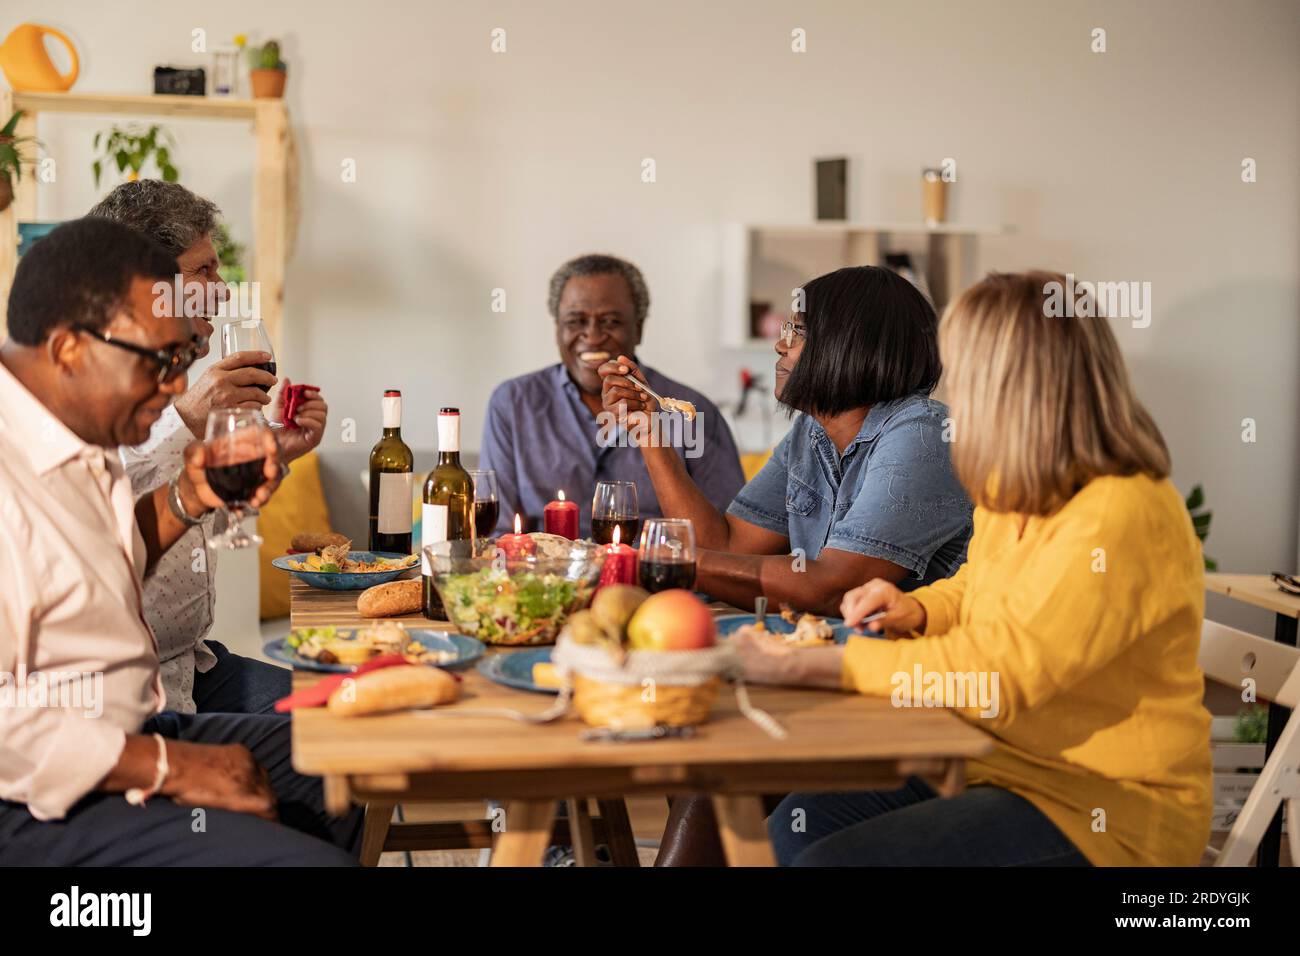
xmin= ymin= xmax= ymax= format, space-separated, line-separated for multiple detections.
xmin=328 ymin=666 xmax=459 ymax=716
xmin=357 ymin=578 xmax=422 ymax=618
xmin=291 ymin=531 xmax=350 ymax=553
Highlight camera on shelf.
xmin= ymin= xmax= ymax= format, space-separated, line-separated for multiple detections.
xmin=153 ymin=66 xmax=206 ymax=96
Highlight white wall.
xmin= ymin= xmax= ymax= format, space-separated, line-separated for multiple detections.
xmin=17 ymin=0 xmax=1299 ymax=633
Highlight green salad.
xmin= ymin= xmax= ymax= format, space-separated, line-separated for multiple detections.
xmin=437 ymin=568 xmax=588 ymax=645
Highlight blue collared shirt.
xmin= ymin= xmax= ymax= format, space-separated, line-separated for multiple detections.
xmin=727 ymin=392 xmax=972 ymax=588
xmin=480 ymin=362 xmax=746 ymax=536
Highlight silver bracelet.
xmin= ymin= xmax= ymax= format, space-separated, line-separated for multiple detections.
xmin=125 ymin=733 xmax=170 ymax=806
xmin=168 ymin=475 xmax=207 ymax=527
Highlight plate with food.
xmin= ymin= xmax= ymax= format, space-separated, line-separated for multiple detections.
xmin=272 ymin=537 xmax=418 ymax=590
xmin=715 ymin=605 xmax=878 ymax=646
xmin=264 ymin=622 xmax=484 ymax=673
xmin=475 ymin=648 xmax=561 ymax=694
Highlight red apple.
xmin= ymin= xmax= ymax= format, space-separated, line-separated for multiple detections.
xmin=626 ymin=590 xmax=716 ymax=651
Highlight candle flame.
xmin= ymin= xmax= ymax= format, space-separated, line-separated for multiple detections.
xmin=557 ymin=489 xmax=566 ymax=502
xmin=612 ymin=524 xmax=621 ymax=546
xmin=514 ymin=513 xmax=522 ymax=534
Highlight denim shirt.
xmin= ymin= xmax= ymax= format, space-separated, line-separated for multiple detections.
xmin=727 ymin=392 xmax=972 ymax=588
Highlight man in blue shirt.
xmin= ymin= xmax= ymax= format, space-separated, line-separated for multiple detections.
xmin=480 ymin=254 xmax=744 ymax=535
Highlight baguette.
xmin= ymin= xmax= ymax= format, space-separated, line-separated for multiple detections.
xmin=291 ymin=531 xmax=350 ymax=553
xmin=328 ymin=666 xmax=459 ymax=717
xmin=357 ymin=578 xmax=422 ymax=618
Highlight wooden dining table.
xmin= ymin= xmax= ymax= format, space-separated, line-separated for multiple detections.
xmin=286 ymin=576 xmax=992 ymax=866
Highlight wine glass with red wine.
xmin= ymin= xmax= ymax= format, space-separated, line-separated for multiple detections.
xmin=638 ymin=518 xmax=697 ymax=593
xmin=204 ymin=407 xmax=272 ymax=550
xmin=220 ymin=319 xmax=280 ymax=426
xmin=469 ymin=469 xmax=499 ymax=539
xmin=592 ymin=480 xmax=640 ymax=545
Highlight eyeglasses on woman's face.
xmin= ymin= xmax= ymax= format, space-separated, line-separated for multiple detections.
xmin=75 ymin=325 xmax=204 ymax=384
xmin=780 ymin=319 xmax=808 ymax=347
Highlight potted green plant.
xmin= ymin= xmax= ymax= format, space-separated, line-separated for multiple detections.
xmin=1185 ymin=484 xmax=1216 ymax=571
xmin=0 ymin=110 xmax=40 ymax=213
xmin=92 ymin=123 xmax=180 ymax=188
xmin=213 ymin=221 xmax=247 ymax=284
xmin=246 ymin=39 xmax=287 ymax=99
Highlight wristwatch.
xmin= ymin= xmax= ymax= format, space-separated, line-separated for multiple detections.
xmin=168 ymin=475 xmax=208 ymax=527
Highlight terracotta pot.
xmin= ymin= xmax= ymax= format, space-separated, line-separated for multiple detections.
xmin=0 ymin=175 xmax=12 ymax=212
xmin=250 ymin=68 xmax=286 ymax=98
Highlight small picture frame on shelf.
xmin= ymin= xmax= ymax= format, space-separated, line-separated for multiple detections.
xmin=815 ymin=157 xmax=847 ymax=221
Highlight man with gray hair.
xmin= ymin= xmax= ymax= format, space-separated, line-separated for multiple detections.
xmin=89 ymin=180 xmax=329 ymax=715
xmin=480 ymin=253 xmax=744 ymax=536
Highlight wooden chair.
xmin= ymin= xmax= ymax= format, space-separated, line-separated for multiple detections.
xmin=1198 ymin=619 xmax=1300 ymax=866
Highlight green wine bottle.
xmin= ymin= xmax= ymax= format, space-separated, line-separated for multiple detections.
xmin=368 ymin=390 xmax=414 ymax=554
xmin=422 ymin=407 xmax=475 ymax=619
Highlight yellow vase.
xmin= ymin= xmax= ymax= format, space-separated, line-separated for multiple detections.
xmin=0 ymin=23 xmax=80 ymax=92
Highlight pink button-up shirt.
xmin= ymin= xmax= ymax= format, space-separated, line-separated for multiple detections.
xmin=0 ymin=360 xmax=164 ymax=820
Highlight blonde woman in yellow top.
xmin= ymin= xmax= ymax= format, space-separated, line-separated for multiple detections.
xmin=732 ymin=271 xmax=1212 ymax=867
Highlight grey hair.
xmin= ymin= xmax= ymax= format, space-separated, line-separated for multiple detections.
xmin=547 ymin=254 xmax=650 ymax=327
xmin=87 ymin=179 xmax=220 ymax=257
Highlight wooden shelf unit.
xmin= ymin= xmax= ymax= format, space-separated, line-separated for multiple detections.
xmin=721 ymin=221 xmax=1008 ymax=349
xmin=0 ymin=91 xmax=293 ymax=348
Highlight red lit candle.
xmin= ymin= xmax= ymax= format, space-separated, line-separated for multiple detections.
xmin=497 ymin=512 xmax=536 ymax=560
xmin=597 ymin=524 xmax=638 ymax=588
xmin=543 ymin=489 xmax=579 ymax=540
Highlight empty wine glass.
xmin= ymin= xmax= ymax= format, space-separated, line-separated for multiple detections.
xmin=204 ymin=407 xmax=273 ymax=550
xmin=592 ymin=480 xmax=640 ymax=545
xmin=469 ymin=469 xmax=499 ymax=538
xmin=638 ymin=518 xmax=697 ymax=593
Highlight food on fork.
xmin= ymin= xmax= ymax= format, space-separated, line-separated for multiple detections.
xmin=357 ymin=578 xmax=423 ymax=618
xmin=327 ymin=665 xmax=460 ymax=716
xmin=659 ymin=397 xmax=697 ymax=421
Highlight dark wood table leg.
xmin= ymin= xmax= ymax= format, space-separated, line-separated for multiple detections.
xmin=595 ymin=798 xmax=641 ymax=867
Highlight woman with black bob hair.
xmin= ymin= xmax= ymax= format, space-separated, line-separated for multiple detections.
xmin=599 ymin=264 xmax=973 ymax=866
xmin=600 ymin=263 xmax=972 ymax=617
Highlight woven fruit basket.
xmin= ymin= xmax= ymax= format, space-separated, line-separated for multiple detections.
xmin=552 ymin=635 xmax=739 ymax=730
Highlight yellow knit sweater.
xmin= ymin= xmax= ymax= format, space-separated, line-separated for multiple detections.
xmin=841 ymin=474 xmax=1212 ymax=866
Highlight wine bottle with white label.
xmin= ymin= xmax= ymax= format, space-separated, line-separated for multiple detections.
xmin=368 ymin=390 xmax=415 ymax=555
xmin=422 ymin=407 xmax=475 ymax=619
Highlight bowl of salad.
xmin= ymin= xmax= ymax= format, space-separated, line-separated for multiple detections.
xmin=426 ymin=537 xmax=606 ymax=645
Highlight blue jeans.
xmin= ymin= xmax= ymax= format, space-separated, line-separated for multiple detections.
xmin=194 ymin=640 xmax=292 ymax=715
xmin=769 ymin=778 xmax=1091 ymax=866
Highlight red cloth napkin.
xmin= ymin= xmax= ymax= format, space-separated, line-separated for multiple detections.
xmin=274 ymin=654 xmax=410 ymax=713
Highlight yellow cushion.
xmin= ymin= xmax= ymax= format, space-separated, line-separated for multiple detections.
xmin=257 ymin=451 xmax=333 ymax=619
xmin=740 ymin=449 xmax=773 ymax=482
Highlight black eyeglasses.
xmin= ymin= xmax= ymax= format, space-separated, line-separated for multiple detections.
xmin=75 ymin=325 xmax=203 ymax=384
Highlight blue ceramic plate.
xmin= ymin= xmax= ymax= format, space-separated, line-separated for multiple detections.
xmin=263 ymin=629 xmax=484 ymax=673
xmin=271 ymin=551 xmax=418 ymax=590
xmin=476 ymin=648 xmax=557 ymax=695
xmin=714 ymin=613 xmax=877 ymax=644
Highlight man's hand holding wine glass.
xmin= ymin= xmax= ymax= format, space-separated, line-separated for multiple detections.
xmin=174 ymin=350 xmax=278 ymax=437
